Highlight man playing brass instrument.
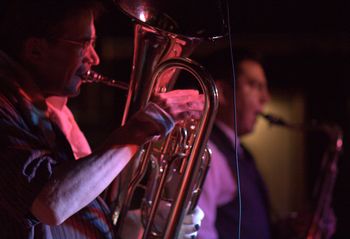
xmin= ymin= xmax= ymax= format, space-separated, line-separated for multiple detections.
xmin=0 ymin=0 xmax=204 ymax=238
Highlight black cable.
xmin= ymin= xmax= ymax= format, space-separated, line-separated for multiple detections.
xmin=224 ymin=1 xmax=242 ymax=238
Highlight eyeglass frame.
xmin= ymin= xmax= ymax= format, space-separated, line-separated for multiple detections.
xmin=52 ymin=37 xmax=97 ymax=55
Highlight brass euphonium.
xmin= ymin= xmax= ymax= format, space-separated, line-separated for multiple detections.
xmin=100 ymin=1 xmax=227 ymax=238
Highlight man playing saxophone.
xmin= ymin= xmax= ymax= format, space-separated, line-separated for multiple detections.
xmin=197 ymin=47 xmax=338 ymax=239
xmin=0 ymin=0 xmax=204 ymax=238
xmin=198 ymin=48 xmax=271 ymax=239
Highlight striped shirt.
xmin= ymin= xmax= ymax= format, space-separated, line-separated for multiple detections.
xmin=0 ymin=51 xmax=115 ymax=239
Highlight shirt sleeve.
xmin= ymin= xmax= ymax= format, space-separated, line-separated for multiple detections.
xmin=129 ymin=102 xmax=175 ymax=141
xmin=0 ymin=99 xmax=58 ymax=228
xmin=197 ymin=141 xmax=237 ymax=239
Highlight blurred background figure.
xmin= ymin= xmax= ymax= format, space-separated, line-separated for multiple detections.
xmin=196 ymin=45 xmax=339 ymax=239
xmin=197 ymin=48 xmax=271 ymax=239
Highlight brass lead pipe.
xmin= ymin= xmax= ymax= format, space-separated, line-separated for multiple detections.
xmin=82 ymin=70 xmax=129 ymax=91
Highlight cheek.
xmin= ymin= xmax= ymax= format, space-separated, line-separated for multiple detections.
xmin=238 ymin=87 xmax=259 ymax=106
xmin=57 ymin=59 xmax=82 ymax=94
xmin=236 ymin=88 xmax=250 ymax=110
xmin=236 ymin=95 xmax=255 ymax=120
xmin=67 ymin=56 xmax=82 ymax=72
xmin=61 ymin=58 xmax=81 ymax=81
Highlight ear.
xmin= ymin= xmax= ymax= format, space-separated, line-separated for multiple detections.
xmin=22 ymin=38 xmax=48 ymax=64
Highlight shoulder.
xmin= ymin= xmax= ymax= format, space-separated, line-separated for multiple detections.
xmin=203 ymin=140 xmax=237 ymax=193
xmin=0 ymin=89 xmax=21 ymax=122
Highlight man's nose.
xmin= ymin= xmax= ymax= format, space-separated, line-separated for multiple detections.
xmin=261 ymin=88 xmax=270 ymax=104
xmin=90 ymin=47 xmax=100 ymax=65
xmin=85 ymin=46 xmax=100 ymax=66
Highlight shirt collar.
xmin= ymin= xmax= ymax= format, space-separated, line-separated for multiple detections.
xmin=46 ymin=96 xmax=68 ymax=111
xmin=216 ymin=120 xmax=240 ymax=146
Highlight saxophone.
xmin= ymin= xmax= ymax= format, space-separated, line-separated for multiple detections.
xmin=261 ymin=113 xmax=342 ymax=239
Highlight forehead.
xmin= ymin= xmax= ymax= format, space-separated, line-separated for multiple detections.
xmin=238 ymin=60 xmax=267 ymax=83
xmin=59 ymin=10 xmax=95 ymax=38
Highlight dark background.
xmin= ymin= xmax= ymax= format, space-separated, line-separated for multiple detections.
xmin=69 ymin=0 xmax=350 ymax=237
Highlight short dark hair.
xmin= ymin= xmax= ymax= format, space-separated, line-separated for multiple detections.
xmin=0 ymin=0 xmax=103 ymax=58
xmin=203 ymin=47 xmax=264 ymax=80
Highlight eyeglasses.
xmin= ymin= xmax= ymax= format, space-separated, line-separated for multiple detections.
xmin=55 ymin=37 xmax=97 ymax=55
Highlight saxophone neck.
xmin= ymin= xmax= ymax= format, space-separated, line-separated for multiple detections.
xmin=260 ymin=113 xmax=343 ymax=151
xmin=259 ymin=112 xmax=303 ymax=130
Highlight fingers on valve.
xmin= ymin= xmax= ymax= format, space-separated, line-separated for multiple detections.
xmin=180 ymin=224 xmax=200 ymax=237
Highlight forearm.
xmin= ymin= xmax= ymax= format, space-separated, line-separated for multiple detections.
xmin=30 ymin=94 xmax=201 ymax=225
xmin=31 ymin=126 xmax=139 ymax=225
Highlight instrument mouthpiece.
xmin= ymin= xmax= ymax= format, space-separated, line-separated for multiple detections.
xmin=82 ymin=70 xmax=129 ymax=91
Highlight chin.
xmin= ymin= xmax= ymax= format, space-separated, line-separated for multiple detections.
xmin=239 ymin=129 xmax=252 ymax=136
xmin=63 ymin=78 xmax=82 ymax=97
xmin=239 ymin=124 xmax=255 ymax=136
xmin=63 ymin=87 xmax=81 ymax=98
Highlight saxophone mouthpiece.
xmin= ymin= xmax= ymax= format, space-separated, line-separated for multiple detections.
xmin=260 ymin=112 xmax=306 ymax=130
xmin=260 ymin=113 xmax=288 ymax=127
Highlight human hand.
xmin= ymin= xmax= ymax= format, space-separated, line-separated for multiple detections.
xmin=274 ymin=208 xmax=337 ymax=239
xmin=321 ymin=208 xmax=337 ymax=239
xmin=122 ymin=102 xmax=175 ymax=145
xmin=178 ymin=206 xmax=205 ymax=239
xmin=152 ymin=201 xmax=204 ymax=239
xmin=121 ymin=90 xmax=203 ymax=145
xmin=151 ymin=89 xmax=204 ymax=122
xmin=119 ymin=205 xmax=204 ymax=239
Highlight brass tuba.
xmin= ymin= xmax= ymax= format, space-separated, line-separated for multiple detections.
xmin=103 ymin=1 xmax=226 ymax=238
